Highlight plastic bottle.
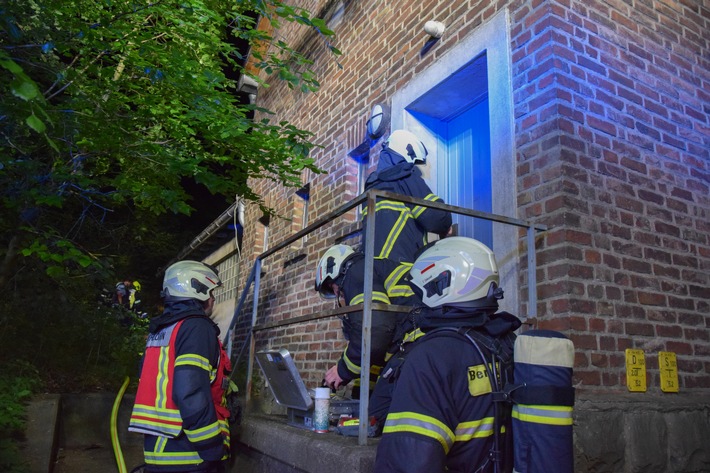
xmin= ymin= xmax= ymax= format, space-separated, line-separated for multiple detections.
xmin=313 ymin=387 xmax=330 ymax=433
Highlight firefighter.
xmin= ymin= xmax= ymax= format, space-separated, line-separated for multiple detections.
xmin=128 ymin=280 xmax=141 ymax=310
xmin=315 ymin=244 xmax=421 ymax=396
xmin=114 ymin=279 xmax=133 ymax=308
xmin=362 ymin=129 xmax=452 ymax=264
xmin=373 ymin=237 xmax=521 ymax=473
xmin=129 ymin=260 xmax=233 ymax=473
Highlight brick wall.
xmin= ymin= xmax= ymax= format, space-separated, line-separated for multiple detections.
xmin=511 ymin=0 xmax=709 ymax=391
xmin=230 ymin=0 xmax=709 ymax=394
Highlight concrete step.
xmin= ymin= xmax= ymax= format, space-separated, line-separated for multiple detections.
xmin=23 ymin=391 xmax=144 ymax=473
xmin=23 ymin=394 xmax=61 ymax=473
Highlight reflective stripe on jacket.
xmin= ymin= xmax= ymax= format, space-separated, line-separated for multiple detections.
xmin=363 ymin=162 xmax=451 ymax=264
xmin=129 ymin=320 xmax=184 ymax=437
xmin=129 ymin=315 xmax=231 ymax=471
xmin=336 ymin=255 xmax=420 ymax=384
xmin=374 ymin=329 xmax=513 ymax=473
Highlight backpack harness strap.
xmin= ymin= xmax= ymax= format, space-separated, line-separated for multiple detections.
xmin=423 ymin=327 xmax=514 ymax=473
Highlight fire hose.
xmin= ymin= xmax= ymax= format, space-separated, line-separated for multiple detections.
xmin=111 ymin=376 xmax=130 ymax=473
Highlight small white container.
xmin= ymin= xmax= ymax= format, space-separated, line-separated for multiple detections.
xmin=313 ymin=387 xmax=331 ymax=433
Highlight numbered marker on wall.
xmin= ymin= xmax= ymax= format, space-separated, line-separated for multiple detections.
xmin=625 ymin=348 xmax=647 ymax=392
xmin=658 ymin=351 xmax=679 ymax=393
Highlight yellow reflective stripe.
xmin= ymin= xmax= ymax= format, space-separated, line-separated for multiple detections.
xmin=184 ymin=420 xmax=221 ymax=442
xmin=388 ymin=284 xmax=415 ymax=298
xmin=341 ymin=352 xmax=383 ymax=379
xmin=383 ymin=411 xmax=455 ymax=453
xmin=131 ymin=405 xmax=181 ymax=420
xmin=402 ymin=328 xmax=426 ymax=344
xmin=361 ymin=200 xmax=414 ymax=259
xmin=145 ymin=436 xmax=202 ymax=466
xmin=175 ymin=353 xmax=211 ymax=371
xmin=219 ymin=419 xmax=231 ymax=452
xmin=129 ymin=420 xmax=181 ymax=436
xmin=350 ymin=291 xmax=390 ymax=305
xmin=362 ymin=200 xmax=409 ymax=216
xmin=157 ymin=346 xmax=170 ymax=409
xmin=379 ymin=209 xmax=411 ymax=259
xmin=454 ymin=416 xmax=496 ymax=441
xmin=411 ymin=193 xmax=441 ymax=218
xmin=383 ymin=264 xmax=407 ymax=290
xmin=375 ymin=201 xmax=409 ymax=212
xmin=512 ymin=404 xmax=573 ymax=426
xmin=129 ymin=404 xmax=183 ymax=436
xmin=384 ymin=263 xmax=412 ymax=294
xmin=342 ymin=346 xmax=361 ymax=374
xmin=145 ymin=451 xmax=202 ymax=465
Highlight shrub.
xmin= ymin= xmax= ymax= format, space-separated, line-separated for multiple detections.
xmin=0 ymin=361 xmax=41 ymax=473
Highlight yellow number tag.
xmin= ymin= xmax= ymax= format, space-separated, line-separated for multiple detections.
xmin=625 ymin=349 xmax=646 ymax=392
xmin=659 ymin=352 xmax=679 ymax=393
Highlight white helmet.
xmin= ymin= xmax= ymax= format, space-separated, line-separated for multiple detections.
xmin=385 ymin=130 xmax=427 ymax=164
xmin=163 ymin=260 xmax=222 ymax=301
xmin=409 ymin=237 xmax=501 ymax=308
xmin=314 ymin=244 xmax=356 ymax=299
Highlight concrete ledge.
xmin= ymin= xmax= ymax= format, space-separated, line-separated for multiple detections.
xmin=24 ymin=393 xmax=61 ymax=473
xmin=234 ymin=414 xmax=379 ymax=473
xmin=574 ymin=392 xmax=710 ymax=473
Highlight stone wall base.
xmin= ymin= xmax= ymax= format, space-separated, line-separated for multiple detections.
xmin=234 ymin=392 xmax=710 ymax=473
xmin=574 ymin=392 xmax=710 ymax=473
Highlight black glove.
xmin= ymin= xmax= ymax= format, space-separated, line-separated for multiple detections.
xmin=228 ymin=395 xmax=241 ymax=425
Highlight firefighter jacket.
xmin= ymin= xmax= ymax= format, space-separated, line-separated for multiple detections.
xmin=362 ymin=155 xmax=452 ymax=264
xmin=129 ymin=300 xmax=231 ymax=472
xmin=336 ymin=253 xmax=421 ymax=388
xmin=373 ymin=309 xmax=520 ymax=473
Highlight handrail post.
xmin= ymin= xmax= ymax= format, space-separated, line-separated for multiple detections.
xmin=527 ymin=226 xmax=537 ymax=318
xmin=226 ymin=262 xmax=257 ymax=361
xmin=358 ymin=190 xmax=377 ymax=445
xmin=245 ymin=258 xmax=262 ymax=405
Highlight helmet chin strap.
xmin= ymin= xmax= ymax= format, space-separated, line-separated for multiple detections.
xmin=333 ymin=275 xmax=346 ymax=307
xmin=335 ymin=287 xmax=344 ymax=308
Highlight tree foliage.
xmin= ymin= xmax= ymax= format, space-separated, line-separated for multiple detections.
xmin=1 ymin=0 xmax=335 ymax=286
xmin=0 ymin=0 xmax=336 ymax=392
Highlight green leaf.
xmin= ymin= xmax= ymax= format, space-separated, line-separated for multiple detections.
xmin=46 ymin=266 xmax=64 ymax=277
xmin=26 ymin=114 xmax=46 ymax=133
xmin=11 ymin=78 xmax=41 ymax=101
xmin=77 ymin=255 xmax=93 ymax=268
xmin=0 ymin=54 xmax=23 ymax=74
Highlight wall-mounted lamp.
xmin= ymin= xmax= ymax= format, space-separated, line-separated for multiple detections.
xmin=424 ymin=21 xmax=445 ymax=38
xmin=366 ymin=103 xmax=390 ymax=140
xmin=420 ymin=20 xmax=446 ymax=57
xmin=348 ymin=102 xmax=390 ymax=162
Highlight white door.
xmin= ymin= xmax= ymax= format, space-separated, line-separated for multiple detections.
xmin=443 ymin=97 xmax=492 ymax=248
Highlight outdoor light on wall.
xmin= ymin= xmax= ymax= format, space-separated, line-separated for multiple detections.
xmin=366 ymin=103 xmax=390 ymax=140
xmin=348 ymin=102 xmax=390 ymax=162
xmin=420 ymin=20 xmax=446 ymax=57
xmin=424 ymin=21 xmax=445 ymax=38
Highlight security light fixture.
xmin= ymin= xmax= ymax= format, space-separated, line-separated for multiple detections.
xmin=420 ymin=20 xmax=446 ymax=57
xmin=348 ymin=102 xmax=391 ymax=162
xmin=366 ymin=103 xmax=390 ymax=140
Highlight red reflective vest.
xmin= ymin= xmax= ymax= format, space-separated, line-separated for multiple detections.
xmin=129 ymin=318 xmax=231 ymax=444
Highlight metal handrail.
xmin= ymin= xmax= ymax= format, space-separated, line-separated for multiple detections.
xmin=225 ymin=188 xmax=547 ymax=445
